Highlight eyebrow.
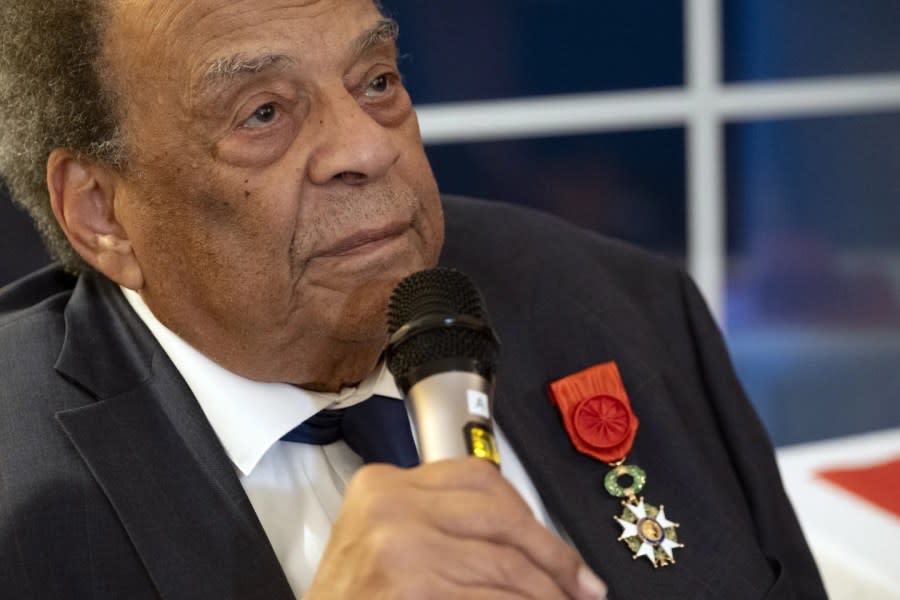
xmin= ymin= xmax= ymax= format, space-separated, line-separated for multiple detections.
xmin=204 ymin=53 xmax=294 ymax=82
xmin=349 ymin=17 xmax=400 ymax=64
xmin=197 ymin=18 xmax=399 ymax=103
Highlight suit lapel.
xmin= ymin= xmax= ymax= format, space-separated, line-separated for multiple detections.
xmin=54 ymin=272 xmax=293 ymax=599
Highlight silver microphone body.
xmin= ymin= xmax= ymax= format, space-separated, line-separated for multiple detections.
xmin=386 ymin=267 xmax=502 ymax=466
xmin=405 ymin=370 xmax=495 ymax=463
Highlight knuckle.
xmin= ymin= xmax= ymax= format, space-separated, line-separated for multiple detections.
xmin=358 ymin=491 xmax=389 ymax=520
xmin=493 ymin=546 xmax=535 ymax=584
xmin=365 ymin=524 xmax=418 ymax=571
xmin=491 ymin=547 xmax=567 ymax=600
xmin=346 ymin=470 xmax=405 ymax=524
xmin=464 ymin=456 xmax=504 ymax=487
xmin=507 ymin=504 xmax=537 ymax=532
xmin=487 ymin=496 xmax=533 ymax=534
xmin=394 ymin=576 xmax=435 ymax=600
xmin=348 ymin=463 xmax=393 ymax=493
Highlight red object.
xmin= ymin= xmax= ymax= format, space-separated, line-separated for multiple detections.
xmin=548 ymin=362 xmax=639 ymax=463
xmin=817 ymin=457 xmax=900 ymax=518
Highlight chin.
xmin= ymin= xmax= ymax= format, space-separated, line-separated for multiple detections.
xmin=327 ymin=282 xmax=396 ymax=343
xmin=349 ymin=253 xmax=432 ymax=325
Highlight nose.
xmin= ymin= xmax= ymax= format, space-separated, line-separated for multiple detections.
xmin=306 ymin=87 xmax=401 ymax=186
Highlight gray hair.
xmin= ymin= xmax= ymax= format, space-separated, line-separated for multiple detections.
xmin=0 ymin=1 xmax=126 ymax=272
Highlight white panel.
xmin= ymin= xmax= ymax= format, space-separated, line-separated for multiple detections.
xmin=719 ymin=75 xmax=900 ymax=119
xmin=417 ymin=75 xmax=900 ymax=144
xmin=416 ymin=89 xmax=691 ymax=144
xmin=685 ymin=0 xmax=725 ymax=321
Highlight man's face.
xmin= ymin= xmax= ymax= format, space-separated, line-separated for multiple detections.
xmin=103 ymin=0 xmax=444 ymax=389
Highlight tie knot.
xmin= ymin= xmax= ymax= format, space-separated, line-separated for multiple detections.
xmin=281 ymin=395 xmax=419 ymax=467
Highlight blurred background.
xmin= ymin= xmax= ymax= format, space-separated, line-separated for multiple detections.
xmin=2 ymin=1 xmax=899 ymax=446
xmin=387 ymin=0 xmax=900 ymax=448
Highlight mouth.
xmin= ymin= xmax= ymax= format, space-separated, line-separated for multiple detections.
xmin=314 ymin=222 xmax=410 ymax=258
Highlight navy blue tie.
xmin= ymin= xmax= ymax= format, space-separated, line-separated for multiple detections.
xmin=281 ymin=394 xmax=419 ymax=467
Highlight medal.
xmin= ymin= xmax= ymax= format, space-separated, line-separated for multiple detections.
xmin=549 ymin=361 xmax=684 ymax=568
xmin=605 ymin=462 xmax=683 ymax=567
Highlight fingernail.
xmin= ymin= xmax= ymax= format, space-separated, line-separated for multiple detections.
xmin=577 ymin=565 xmax=608 ymax=600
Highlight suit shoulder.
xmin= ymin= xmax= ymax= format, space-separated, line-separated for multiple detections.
xmin=0 ymin=266 xmax=75 ymax=411
xmin=440 ymin=195 xmax=685 ymax=301
xmin=0 ymin=269 xmax=94 ymax=500
xmin=0 ymin=264 xmax=76 ymax=326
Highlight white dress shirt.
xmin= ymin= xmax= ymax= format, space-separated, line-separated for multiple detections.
xmin=121 ymin=287 xmax=558 ymax=598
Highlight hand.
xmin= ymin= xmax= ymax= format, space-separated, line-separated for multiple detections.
xmin=304 ymin=457 xmax=607 ymax=600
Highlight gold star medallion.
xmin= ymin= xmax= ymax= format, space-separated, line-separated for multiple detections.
xmin=605 ymin=463 xmax=684 ymax=567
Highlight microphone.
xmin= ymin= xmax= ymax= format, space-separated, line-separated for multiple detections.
xmin=385 ymin=267 xmax=501 ymax=465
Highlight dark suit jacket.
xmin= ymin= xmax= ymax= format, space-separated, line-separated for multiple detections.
xmin=0 ymin=196 xmax=825 ymax=599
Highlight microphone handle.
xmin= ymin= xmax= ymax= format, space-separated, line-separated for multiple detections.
xmin=405 ymin=370 xmax=501 ymax=465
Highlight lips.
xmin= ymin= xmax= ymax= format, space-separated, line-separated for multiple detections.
xmin=314 ymin=222 xmax=409 ymax=258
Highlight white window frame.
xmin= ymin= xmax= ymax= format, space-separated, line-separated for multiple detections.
xmin=415 ymin=0 xmax=900 ymax=323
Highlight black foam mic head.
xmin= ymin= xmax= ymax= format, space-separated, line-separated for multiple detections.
xmin=386 ymin=267 xmax=499 ymax=393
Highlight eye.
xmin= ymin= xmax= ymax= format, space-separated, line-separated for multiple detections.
xmin=364 ymin=74 xmax=391 ymax=98
xmin=242 ymin=103 xmax=278 ymax=128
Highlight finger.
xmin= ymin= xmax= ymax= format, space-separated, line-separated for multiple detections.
xmin=345 ymin=459 xmax=524 ymax=524
xmin=438 ymin=536 xmax=570 ymax=600
xmin=431 ymin=581 xmax=553 ymax=600
xmin=363 ymin=520 xmax=571 ymax=600
xmin=400 ymin=575 xmax=537 ymax=600
xmin=407 ymin=487 xmax=606 ymax=600
xmin=346 ymin=460 xmax=607 ymax=600
xmin=353 ymin=458 xmax=526 ymax=506
xmin=407 ymin=456 xmax=521 ymax=495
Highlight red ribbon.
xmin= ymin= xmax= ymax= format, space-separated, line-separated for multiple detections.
xmin=548 ymin=361 xmax=639 ymax=463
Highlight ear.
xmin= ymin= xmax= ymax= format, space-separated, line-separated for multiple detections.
xmin=47 ymin=148 xmax=144 ymax=290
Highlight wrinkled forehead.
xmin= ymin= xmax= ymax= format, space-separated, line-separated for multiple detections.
xmin=102 ymin=0 xmax=385 ymax=99
xmin=106 ymin=0 xmax=381 ymax=36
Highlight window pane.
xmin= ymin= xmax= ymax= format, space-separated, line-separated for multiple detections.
xmin=724 ymin=0 xmax=900 ymax=82
xmin=426 ymin=128 xmax=686 ymax=258
xmin=381 ymin=0 xmax=684 ymax=104
xmin=725 ymin=112 xmax=900 ymax=445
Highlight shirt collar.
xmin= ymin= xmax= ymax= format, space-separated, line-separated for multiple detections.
xmin=120 ymin=286 xmax=402 ymax=476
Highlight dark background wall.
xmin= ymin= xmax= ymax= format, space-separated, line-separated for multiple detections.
xmin=0 ymin=179 xmax=49 ymax=284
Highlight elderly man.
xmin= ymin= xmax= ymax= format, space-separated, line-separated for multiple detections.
xmin=0 ymin=1 xmax=825 ymax=599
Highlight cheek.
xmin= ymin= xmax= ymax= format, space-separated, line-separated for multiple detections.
xmin=206 ymin=189 xmax=301 ymax=279
xmin=214 ymin=117 xmax=302 ymax=169
xmin=404 ymin=150 xmax=444 ymax=255
xmin=131 ymin=167 xmax=298 ymax=281
xmin=197 ymin=167 xmax=298 ymax=234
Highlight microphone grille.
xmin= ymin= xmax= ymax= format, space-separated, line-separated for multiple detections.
xmin=386 ymin=267 xmax=498 ymax=391
xmin=386 ymin=267 xmax=485 ymax=335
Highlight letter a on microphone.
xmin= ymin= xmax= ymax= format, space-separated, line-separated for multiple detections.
xmin=467 ymin=390 xmax=490 ymax=419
